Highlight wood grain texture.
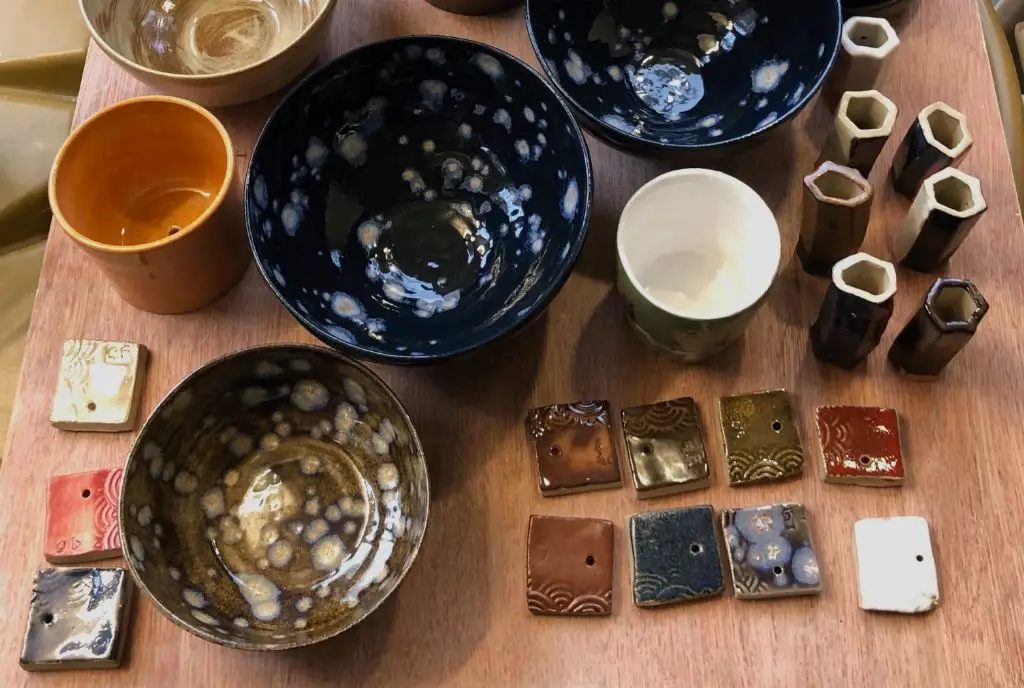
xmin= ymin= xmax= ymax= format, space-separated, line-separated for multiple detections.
xmin=2 ymin=0 xmax=1023 ymax=685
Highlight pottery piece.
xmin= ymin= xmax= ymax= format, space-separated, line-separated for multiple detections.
xmin=79 ymin=0 xmax=337 ymax=107
xmin=524 ymin=0 xmax=843 ymax=160
xmin=245 ymin=37 xmax=592 ymax=365
xmin=628 ymin=506 xmax=724 ymax=607
xmin=892 ymin=167 xmax=987 ymax=272
xmin=841 ymin=0 xmax=917 ymax=18
xmin=722 ymin=503 xmax=822 ymax=599
xmin=526 ymin=515 xmax=614 ymax=616
xmin=49 ymin=339 xmax=148 ymax=432
xmin=829 ymin=16 xmax=899 ymax=97
xmin=20 ymin=568 xmax=135 ymax=671
xmin=49 ymin=96 xmax=249 ymax=314
xmin=818 ymin=90 xmax=898 ymax=176
xmin=525 ymin=401 xmax=621 ymax=496
xmin=620 ymin=397 xmax=710 ymax=497
xmin=854 ymin=516 xmax=939 ymax=613
xmin=45 ymin=468 xmax=124 ymax=564
xmin=798 ymin=162 xmax=874 ymax=277
xmin=888 ymin=278 xmax=989 ymax=378
xmin=891 ymin=102 xmax=974 ymax=198
xmin=120 ymin=344 xmax=430 ymax=650
xmin=717 ymin=389 xmax=805 ymax=486
xmin=424 ymin=0 xmax=520 ymax=15
xmin=617 ymin=169 xmax=781 ymax=361
xmin=810 ymin=252 xmax=897 ymax=369
xmin=816 ymin=406 xmax=904 ymax=485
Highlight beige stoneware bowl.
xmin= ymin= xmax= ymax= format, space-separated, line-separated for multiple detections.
xmin=79 ymin=0 xmax=337 ymax=106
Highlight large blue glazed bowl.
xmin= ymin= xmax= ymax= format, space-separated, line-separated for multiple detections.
xmin=245 ymin=36 xmax=593 ymax=364
xmin=525 ymin=0 xmax=843 ymax=159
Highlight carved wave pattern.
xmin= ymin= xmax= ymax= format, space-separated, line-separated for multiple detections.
xmin=727 ymin=447 xmax=805 ymax=483
xmin=817 ymin=416 xmax=848 ymax=456
xmin=621 ymin=399 xmax=698 ymax=437
xmin=732 ymin=573 xmax=770 ymax=597
xmin=526 ymin=401 xmax=609 ymax=438
xmin=527 ymin=580 xmax=611 ymax=615
xmin=59 ymin=339 xmax=101 ymax=392
xmin=633 ymin=570 xmax=719 ymax=604
xmin=96 ymin=469 xmax=124 ymax=552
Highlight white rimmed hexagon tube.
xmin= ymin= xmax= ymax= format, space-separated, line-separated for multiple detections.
xmin=798 ymin=161 xmax=874 ymax=277
xmin=827 ymin=16 xmax=900 ymax=102
xmin=892 ymin=167 xmax=986 ymax=272
xmin=891 ymin=102 xmax=974 ymax=197
xmin=818 ymin=89 xmax=898 ymax=176
xmin=810 ymin=252 xmax=897 ymax=369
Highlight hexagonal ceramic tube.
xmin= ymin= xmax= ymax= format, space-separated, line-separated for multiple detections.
xmin=810 ymin=253 xmax=897 ymax=369
xmin=798 ymin=162 xmax=874 ymax=277
xmin=819 ymin=90 xmax=898 ymax=176
xmin=888 ymin=278 xmax=989 ymax=377
xmin=829 ymin=17 xmax=900 ymax=98
xmin=891 ymin=102 xmax=974 ymax=197
xmin=892 ymin=167 xmax=986 ymax=272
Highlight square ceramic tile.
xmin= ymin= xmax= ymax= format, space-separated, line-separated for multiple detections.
xmin=20 ymin=568 xmax=135 ymax=671
xmin=621 ymin=397 xmax=710 ymax=498
xmin=816 ymin=406 xmax=904 ymax=486
xmin=628 ymin=506 xmax=724 ymax=607
xmin=855 ymin=517 xmax=939 ymax=613
xmin=50 ymin=339 xmax=148 ymax=432
xmin=45 ymin=468 xmax=123 ymax=564
xmin=526 ymin=515 xmax=614 ymax=616
xmin=525 ymin=400 xmax=621 ymax=496
xmin=722 ymin=503 xmax=821 ymax=599
xmin=717 ymin=389 xmax=805 ymax=486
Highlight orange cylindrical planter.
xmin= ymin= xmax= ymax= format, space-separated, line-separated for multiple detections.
xmin=49 ymin=96 xmax=249 ymax=314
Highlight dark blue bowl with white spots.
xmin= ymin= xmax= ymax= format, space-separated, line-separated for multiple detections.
xmin=525 ymin=0 xmax=843 ymax=159
xmin=245 ymin=36 xmax=593 ymax=364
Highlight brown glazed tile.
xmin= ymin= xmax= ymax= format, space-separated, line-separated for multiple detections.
xmin=525 ymin=401 xmax=621 ymax=496
xmin=49 ymin=339 xmax=148 ymax=432
xmin=717 ymin=390 xmax=805 ymax=486
xmin=816 ymin=406 xmax=904 ymax=486
xmin=526 ymin=515 xmax=614 ymax=616
xmin=621 ymin=397 xmax=709 ymax=497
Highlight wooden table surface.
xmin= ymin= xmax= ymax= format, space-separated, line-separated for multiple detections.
xmin=3 ymin=0 xmax=1024 ymax=685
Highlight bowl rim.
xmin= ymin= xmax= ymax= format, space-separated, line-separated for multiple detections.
xmin=524 ymin=0 xmax=844 ymax=152
xmin=48 ymin=95 xmax=234 ymax=255
xmin=616 ymin=168 xmax=782 ymax=321
xmin=77 ymin=0 xmax=338 ymax=82
xmin=244 ymin=34 xmax=595 ymax=365
xmin=118 ymin=342 xmax=431 ymax=652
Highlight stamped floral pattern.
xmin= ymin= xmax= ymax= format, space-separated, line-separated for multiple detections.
xmin=721 ymin=503 xmax=821 ymax=599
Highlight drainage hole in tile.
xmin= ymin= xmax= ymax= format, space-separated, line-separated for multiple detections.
xmin=690 ymin=543 xmax=703 ymax=555
xmin=81 ymin=489 xmax=91 ymax=499
xmin=771 ymin=420 xmax=782 ymax=432
xmin=86 ymin=401 xmax=97 ymax=412
xmin=585 ymin=555 xmax=595 ymax=567
xmin=549 ymin=445 xmax=562 ymax=457
xmin=41 ymin=612 xmax=54 ymax=625
xmin=640 ymin=443 xmax=653 ymax=455
xmin=915 ymin=554 xmax=924 ymax=562
xmin=772 ymin=565 xmax=784 ymax=575
xmin=859 ymin=455 xmax=872 ymax=466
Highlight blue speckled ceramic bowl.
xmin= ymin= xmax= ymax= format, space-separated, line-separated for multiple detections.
xmin=245 ymin=36 xmax=593 ymax=364
xmin=120 ymin=344 xmax=429 ymax=651
xmin=525 ymin=0 xmax=843 ymax=159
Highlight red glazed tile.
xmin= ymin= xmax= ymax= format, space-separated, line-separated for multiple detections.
xmin=45 ymin=468 xmax=123 ymax=563
xmin=815 ymin=406 xmax=904 ymax=486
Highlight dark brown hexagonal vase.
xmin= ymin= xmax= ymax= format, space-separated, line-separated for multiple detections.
xmin=811 ymin=253 xmax=897 ymax=370
xmin=888 ymin=278 xmax=989 ymax=377
xmin=891 ymin=102 xmax=973 ymax=198
xmin=798 ymin=162 xmax=873 ymax=277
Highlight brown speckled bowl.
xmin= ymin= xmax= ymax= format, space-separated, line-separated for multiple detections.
xmin=119 ymin=344 xmax=429 ymax=650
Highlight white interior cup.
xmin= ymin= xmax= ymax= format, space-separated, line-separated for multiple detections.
xmin=617 ymin=169 xmax=781 ymax=321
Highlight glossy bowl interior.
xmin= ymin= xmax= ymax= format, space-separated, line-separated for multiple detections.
xmin=526 ymin=0 xmax=842 ymax=154
xmin=120 ymin=345 xmax=429 ymax=650
xmin=80 ymin=0 xmax=332 ymax=76
xmin=245 ymin=36 xmax=592 ymax=363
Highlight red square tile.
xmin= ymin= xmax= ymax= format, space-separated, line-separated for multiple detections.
xmin=816 ymin=406 xmax=904 ymax=486
xmin=45 ymin=468 xmax=123 ymax=563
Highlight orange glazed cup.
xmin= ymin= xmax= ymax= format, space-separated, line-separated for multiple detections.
xmin=49 ymin=96 xmax=249 ymax=314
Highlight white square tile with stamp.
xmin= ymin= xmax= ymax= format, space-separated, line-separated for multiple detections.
xmin=49 ymin=339 xmax=148 ymax=432
xmin=854 ymin=516 xmax=939 ymax=614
